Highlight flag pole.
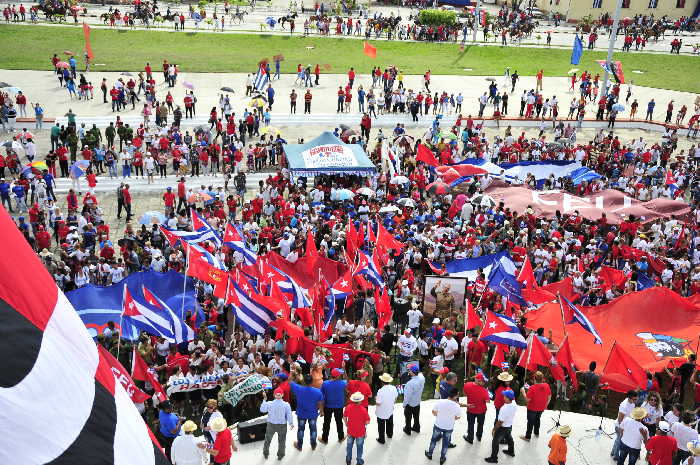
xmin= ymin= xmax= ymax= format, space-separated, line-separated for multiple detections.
xmin=117 ymin=286 xmax=126 ymax=361
xmin=602 ymin=340 xmax=617 ymax=373
xmin=181 ymin=243 xmax=190 ymax=322
xmin=556 ymin=292 xmax=569 ymax=342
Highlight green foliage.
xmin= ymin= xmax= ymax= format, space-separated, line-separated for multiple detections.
xmin=418 ymin=9 xmax=456 ymax=27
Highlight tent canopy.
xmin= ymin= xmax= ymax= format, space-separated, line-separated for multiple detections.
xmin=283 ymin=132 xmax=377 ymax=177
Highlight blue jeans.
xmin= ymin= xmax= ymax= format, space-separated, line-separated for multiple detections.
xmin=617 ymin=443 xmax=640 ymax=465
xmin=611 ymin=432 xmax=621 ymax=459
xmin=427 ymin=425 xmax=453 ymax=460
xmin=346 ymin=435 xmax=365 ymax=465
xmin=297 ymin=417 xmax=317 ymax=449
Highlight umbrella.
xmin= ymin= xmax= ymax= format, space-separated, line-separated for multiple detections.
xmin=485 ymin=77 xmax=496 ymax=82
xmin=426 ymin=181 xmax=451 ymax=196
xmin=335 ymin=189 xmax=354 ymax=201
xmin=187 ymin=192 xmax=213 ymax=203
xmin=393 ymin=134 xmax=414 ymax=146
xmin=438 ymin=132 xmax=457 ymax=141
xmin=379 ymin=205 xmax=400 ymax=213
xmin=64 ymin=50 xmax=75 ymax=55
xmin=182 ymin=81 xmax=195 ymax=90
xmin=120 ymin=71 xmax=134 ymax=76
xmin=220 ymin=86 xmax=235 ymax=93
xmin=389 ymin=175 xmax=409 ymax=185
xmin=56 ymin=61 xmax=69 ymax=68
xmin=0 ymin=82 xmax=10 ymax=88
xmin=339 ymin=124 xmax=351 ymax=131
xmin=356 ymin=187 xmax=375 ymax=197
xmin=29 ymin=160 xmax=48 ymax=171
xmin=139 ymin=211 xmax=166 ymax=225
xmin=342 ymin=129 xmax=358 ymax=139
xmin=265 ymin=16 xmax=277 ymax=26
xmin=249 ymin=97 xmax=267 ymax=108
xmin=470 ymin=193 xmax=496 ymax=207
xmin=22 ymin=131 xmax=35 ymax=140
xmin=260 ymin=126 xmax=280 ymax=136
xmin=438 ymin=167 xmax=461 ymax=184
xmin=70 ymin=5 xmax=80 ymax=11
xmin=612 ymin=103 xmax=625 ymax=112
xmin=396 ymin=198 xmax=416 ymax=208
xmin=567 ymin=68 xmax=579 ymax=75
xmin=2 ymin=87 xmax=22 ymax=94
xmin=2 ymin=140 xmax=23 ymax=151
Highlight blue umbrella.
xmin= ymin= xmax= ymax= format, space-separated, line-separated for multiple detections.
xmin=139 ymin=211 xmax=166 ymax=225
xmin=335 ymin=189 xmax=354 ymax=201
xmin=265 ymin=16 xmax=277 ymax=27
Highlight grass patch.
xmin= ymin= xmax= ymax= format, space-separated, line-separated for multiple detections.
xmin=0 ymin=24 xmax=698 ymax=93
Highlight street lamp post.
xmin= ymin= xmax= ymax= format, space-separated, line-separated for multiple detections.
xmin=472 ymin=0 xmax=482 ymax=42
xmin=602 ymin=0 xmax=624 ymax=97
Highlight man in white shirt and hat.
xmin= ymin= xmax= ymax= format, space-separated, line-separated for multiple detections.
xmin=424 ymin=386 xmax=462 ymax=465
xmin=375 ymin=373 xmax=398 ymax=444
xmin=618 ymin=407 xmax=649 ymax=465
xmin=485 ymin=389 xmax=517 ymax=463
xmin=171 ymin=420 xmax=208 ymax=465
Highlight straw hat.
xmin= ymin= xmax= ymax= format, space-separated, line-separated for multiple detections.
xmin=497 ymin=372 xmax=514 ymax=382
xmin=350 ymin=391 xmax=365 ymax=403
xmin=379 ymin=373 xmax=393 ymax=383
xmin=688 ymin=440 xmax=700 ymax=456
xmin=630 ymin=407 xmax=647 ymax=420
xmin=182 ymin=420 xmax=198 ymax=433
xmin=558 ymin=425 xmax=572 ymax=437
xmin=206 ymin=398 xmax=218 ymax=408
xmin=211 ymin=417 xmax=228 ymax=433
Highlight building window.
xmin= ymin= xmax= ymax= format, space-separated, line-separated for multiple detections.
xmin=648 ymin=0 xmax=658 ymax=7
xmin=622 ymin=0 xmax=631 ymax=7
xmin=676 ymin=0 xmax=685 ymax=7
xmin=592 ymin=0 xmax=602 ymax=7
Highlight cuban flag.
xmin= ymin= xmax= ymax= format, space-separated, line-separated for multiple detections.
xmin=354 ymin=251 xmax=385 ymax=288
xmin=479 ymin=311 xmax=527 ymax=348
xmin=122 ymin=286 xmax=176 ymax=342
xmin=223 ymin=223 xmax=258 ymax=265
xmin=560 ymin=296 xmax=603 ymax=345
xmin=329 ymin=269 xmax=353 ymax=299
xmin=190 ymin=209 xmax=223 ymax=247
xmin=227 ymin=274 xmax=277 ymax=336
xmin=141 ymin=285 xmax=195 ymax=344
xmin=253 ymin=64 xmax=269 ymax=91
xmin=665 ymin=170 xmax=679 ymax=197
xmin=159 ymin=225 xmax=221 ymax=248
xmin=268 ymin=264 xmax=312 ymax=308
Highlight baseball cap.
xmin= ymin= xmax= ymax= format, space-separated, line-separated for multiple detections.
xmin=502 ymin=389 xmax=515 ymax=400
xmin=407 ymin=363 xmax=420 ymax=373
xmin=276 ymin=373 xmax=288 ymax=381
xmin=331 ymin=368 xmax=344 ymax=377
xmin=274 ymin=388 xmax=284 ymax=396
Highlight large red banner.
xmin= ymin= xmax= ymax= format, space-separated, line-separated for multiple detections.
xmin=485 ymin=186 xmax=691 ymax=224
xmin=525 ymin=287 xmax=700 ymax=372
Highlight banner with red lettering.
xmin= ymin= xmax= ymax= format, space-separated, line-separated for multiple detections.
xmin=98 ymin=345 xmax=150 ymax=404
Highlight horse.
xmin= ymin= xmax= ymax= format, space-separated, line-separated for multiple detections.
xmin=231 ymin=9 xmax=248 ymax=24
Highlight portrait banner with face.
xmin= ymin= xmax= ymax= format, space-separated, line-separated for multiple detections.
xmin=422 ymin=276 xmax=467 ymax=320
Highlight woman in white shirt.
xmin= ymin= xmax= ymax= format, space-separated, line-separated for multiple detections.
xmin=640 ymin=392 xmax=663 ymax=436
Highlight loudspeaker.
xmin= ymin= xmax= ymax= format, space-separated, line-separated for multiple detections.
xmin=237 ymin=416 xmax=268 ymax=444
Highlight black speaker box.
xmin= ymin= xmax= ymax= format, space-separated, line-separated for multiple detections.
xmin=237 ymin=416 xmax=268 ymax=444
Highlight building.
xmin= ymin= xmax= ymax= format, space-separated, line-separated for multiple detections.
xmin=535 ymin=0 xmax=699 ymax=22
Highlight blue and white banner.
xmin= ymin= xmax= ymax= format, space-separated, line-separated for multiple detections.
xmin=454 ymin=159 xmax=600 ymax=186
xmin=166 ymin=373 xmax=223 ymax=395
xmin=445 ymin=250 xmax=516 ymax=281
xmin=67 ymin=270 xmax=202 ymax=341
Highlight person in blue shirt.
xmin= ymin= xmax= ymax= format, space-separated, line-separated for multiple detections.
xmin=158 ymin=401 xmax=182 ymax=460
xmin=261 ymin=387 xmax=294 ymax=460
xmin=0 ymin=179 xmax=12 ymax=212
xmin=267 ymin=85 xmax=275 ymax=109
xmin=12 ymin=182 xmax=26 ymax=212
xmin=320 ymin=368 xmax=347 ymax=443
xmin=291 ymin=374 xmax=324 ymax=451
xmin=69 ymin=56 xmax=77 ymax=78
xmin=357 ymin=86 xmax=366 ymax=113
xmin=403 ymin=363 xmax=425 ymax=435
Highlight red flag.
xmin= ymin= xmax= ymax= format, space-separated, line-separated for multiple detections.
xmin=517 ymin=333 xmax=553 ymax=371
xmin=184 ymin=243 xmax=227 ymax=287
xmin=363 ymin=41 xmax=377 ymax=58
xmin=375 ymin=287 xmax=392 ymax=331
xmin=98 ymin=345 xmax=150 ymax=404
xmin=82 ymin=22 xmax=94 ymax=59
xmin=603 ymin=342 xmax=647 ymax=389
xmin=416 ymin=144 xmax=439 ymax=167
xmin=270 ymin=280 xmax=291 ymax=319
xmin=597 ymin=266 xmax=628 ymax=291
xmin=674 ymin=225 xmax=686 ymax=250
xmin=491 ymin=343 xmax=507 ymax=367
xmin=159 ymin=225 xmax=181 ymax=247
xmin=465 ymin=299 xmax=481 ymax=330
xmin=346 ymin=220 xmax=358 ymax=261
xmin=306 ymin=229 xmax=319 ymax=261
xmin=555 ymin=336 xmax=579 ymax=389
xmin=376 ymin=223 xmax=405 ymax=251
xmin=131 ymin=349 xmax=167 ymax=402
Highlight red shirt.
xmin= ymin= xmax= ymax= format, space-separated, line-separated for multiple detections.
xmin=646 ymin=435 xmax=677 ymax=465
xmin=526 ymin=383 xmax=551 ymax=411
xmin=467 ymin=340 xmax=487 ymax=364
xmin=346 ymin=380 xmax=372 ymax=408
xmin=212 ymin=428 xmax=233 ymax=463
xmin=344 ymin=402 xmax=370 ymax=438
xmin=462 ymin=382 xmax=490 ymax=414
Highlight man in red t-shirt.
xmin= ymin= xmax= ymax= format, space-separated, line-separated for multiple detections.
xmin=466 ymin=333 xmax=488 ymax=374
xmin=646 ymin=421 xmax=677 ymax=465
xmin=520 ymin=371 xmax=551 ymax=441
xmin=344 ymin=391 xmax=370 ymax=465
xmin=202 ymin=417 xmax=237 ymax=464
xmin=462 ymin=373 xmax=491 ymax=443
xmin=346 ymin=370 xmax=372 ymax=409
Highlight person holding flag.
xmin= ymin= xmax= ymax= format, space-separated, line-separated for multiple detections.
xmin=519 ymin=371 xmax=552 ymax=442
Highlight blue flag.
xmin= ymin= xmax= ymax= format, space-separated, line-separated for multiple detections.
xmin=67 ymin=270 xmax=203 ymax=341
xmin=487 ymin=261 xmax=526 ymax=305
xmin=570 ymin=34 xmax=583 ymax=65
xmin=636 ymin=272 xmax=655 ymax=291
